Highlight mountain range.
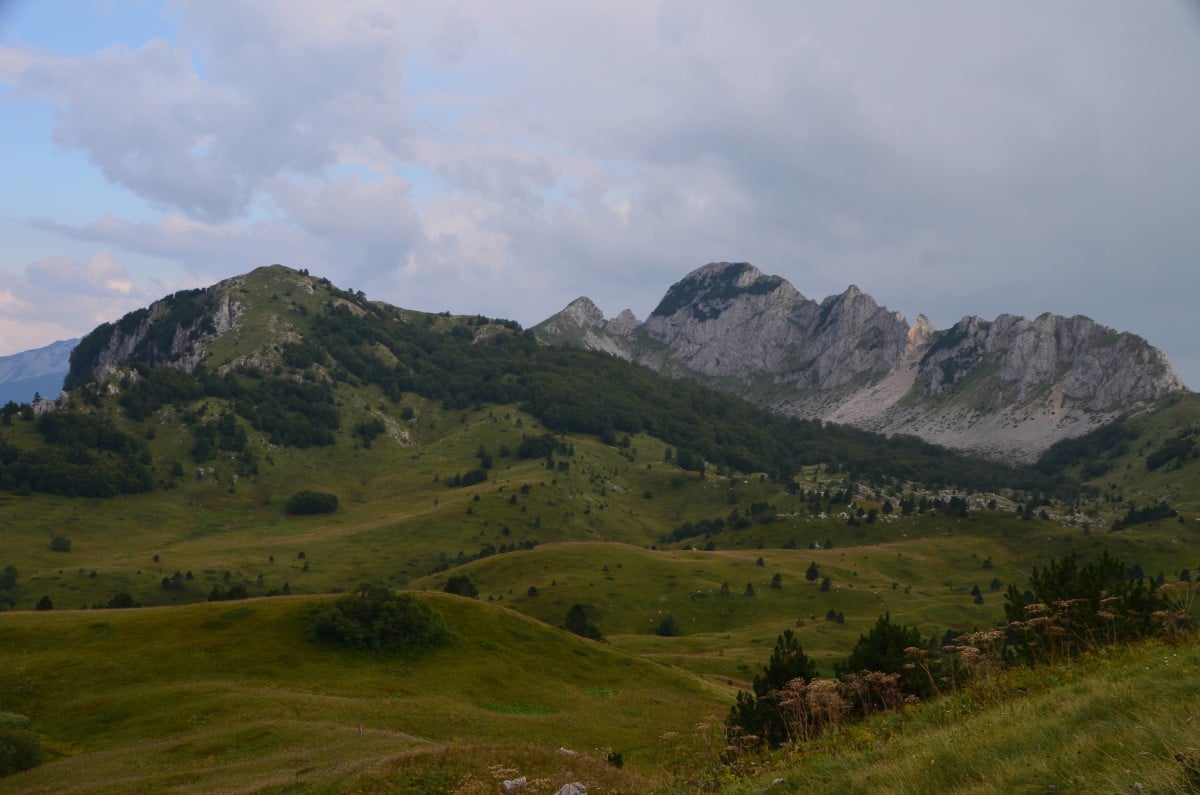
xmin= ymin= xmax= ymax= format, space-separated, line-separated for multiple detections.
xmin=534 ymin=262 xmax=1186 ymax=462
xmin=9 ymin=262 xmax=1186 ymax=464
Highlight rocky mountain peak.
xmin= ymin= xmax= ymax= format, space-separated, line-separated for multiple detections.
xmin=534 ymin=261 xmax=1187 ymax=462
xmin=531 ymin=296 xmax=641 ymax=358
xmin=606 ymin=309 xmax=639 ymax=336
xmin=648 ymin=262 xmax=797 ymax=325
xmin=904 ymin=314 xmax=934 ymax=359
xmin=540 ymin=297 xmax=605 ymax=335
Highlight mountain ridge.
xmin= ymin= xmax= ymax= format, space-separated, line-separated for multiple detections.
xmin=0 ymin=337 xmax=78 ymax=405
xmin=44 ymin=263 xmax=1050 ymax=499
xmin=18 ymin=261 xmax=1186 ymax=464
xmin=533 ymin=262 xmax=1185 ymax=462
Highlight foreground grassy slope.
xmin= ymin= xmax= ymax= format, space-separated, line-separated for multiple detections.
xmin=725 ymin=634 xmax=1200 ymax=794
xmin=7 ymin=589 xmax=1197 ymax=793
xmin=0 ymin=593 xmax=730 ymax=792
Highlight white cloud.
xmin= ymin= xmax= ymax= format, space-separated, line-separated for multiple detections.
xmin=0 ymin=251 xmax=185 ymax=355
xmin=2 ymin=1 xmax=1198 ymax=385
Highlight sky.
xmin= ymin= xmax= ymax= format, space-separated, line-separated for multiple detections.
xmin=1 ymin=1 xmax=1198 ymax=388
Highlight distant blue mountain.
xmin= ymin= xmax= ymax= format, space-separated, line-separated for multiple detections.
xmin=0 ymin=338 xmax=77 ymax=405
xmin=0 ymin=372 xmax=67 ymax=406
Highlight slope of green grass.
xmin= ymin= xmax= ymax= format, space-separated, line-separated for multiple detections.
xmin=0 ymin=593 xmax=730 ymax=792
xmin=720 ymin=634 xmax=1200 ymax=794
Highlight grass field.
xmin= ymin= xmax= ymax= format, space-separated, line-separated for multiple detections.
xmin=0 ymin=593 xmax=730 ymax=792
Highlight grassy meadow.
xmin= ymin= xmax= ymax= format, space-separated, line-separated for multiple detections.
xmin=0 ymin=593 xmax=730 ymax=792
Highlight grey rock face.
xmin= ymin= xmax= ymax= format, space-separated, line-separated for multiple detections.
xmin=532 ymin=298 xmax=639 ymax=359
xmin=72 ymin=277 xmax=246 ymax=387
xmin=605 ymin=308 xmax=639 ymax=336
xmin=534 ymin=262 xmax=1185 ymax=462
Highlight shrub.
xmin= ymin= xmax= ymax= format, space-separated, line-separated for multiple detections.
xmin=0 ymin=726 xmax=42 ymax=777
xmin=444 ymin=574 xmax=479 ymax=599
xmin=656 ymin=614 xmax=678 ymax=637
xmin=285 ymin=490 xmax=339 ymax=515
xmin=308 ymin=587 xmax=446 ymax=652
xmin=727 ymin=629 xmax=818 ymax=748
xmin=565 ymin=603 xmax=605 ymax=641
xmin=0 ymin=713 xmax=30 ymax=729
xmin=449 ymin=468 xmax=488 ymax=488
xmin=835 ymin=613 xmax=933 ymax=701
xmin=50 ymin=535 xmax=71 ymax=552
xmin=1003 ymin=551 xmax=1170 ymax=664
xmin=106 ymin=592 xmax=139 ymax=609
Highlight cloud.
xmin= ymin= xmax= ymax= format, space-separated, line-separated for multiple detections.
xmin=3 ymin=1 xmax=1198 ymax=386
xmin=0 ymin=251 xmax=183 ymax=355
xmin=6 ymin=2 xmax=412 ymax=223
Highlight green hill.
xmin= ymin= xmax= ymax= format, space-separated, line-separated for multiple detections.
xmin=0 ymin=593 xmax=728 ymax=792
xmin=1 ymin=264 xmax=1197 ymax=791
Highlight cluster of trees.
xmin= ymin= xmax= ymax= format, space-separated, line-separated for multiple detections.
xmin=231 ymin=378 xmax=338 ymax=448
xmin=445 ymin=469 xmax=488 ymax=488
xmin=443 ymin=575 xmax=479 ymax=598
xmin=189 ymin=410 xmax=247 ymax=462
xmin=0 ymin=412 xmax=153 ymax=497
xmin=1111 ymin=501 xmax=1178 ymax=531
xmin=1003 ymin=551 xmax=1179 ymax=664
xmin=1144 ymin=432 xmax=1198 ymax=472
xmin=119 ymin=365 xmax=205 ymax=420
xmin=1035 ymin=420 xmax=1140 ymax=481
xmin=308 ymin=587 xmax=447 ymax=652
xmin=353 ymin=417 xmax=387 ymax=448
xmin=431 ymin=539 xmax=538 ymax=574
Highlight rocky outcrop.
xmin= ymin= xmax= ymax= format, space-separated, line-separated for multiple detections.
xmin=534 ymin=262 xmax=1186 ymax=462
xmin=65 ymin=278 xmax=246 ymax=389
xmin=532 ymin=297 xmax=640 ymax=359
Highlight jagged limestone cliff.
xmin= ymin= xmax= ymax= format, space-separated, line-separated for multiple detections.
xmin=533 ymin=262 xmax=1186 ymax=462
xmin=63 ymin=266 xmax=324 ymax=390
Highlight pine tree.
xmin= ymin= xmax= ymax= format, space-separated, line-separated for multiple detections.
xmin=726 ymin=629 xmax=817 ymax=747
